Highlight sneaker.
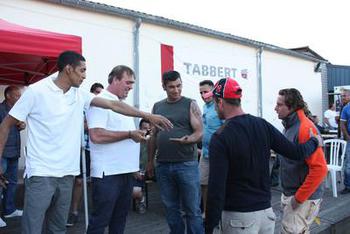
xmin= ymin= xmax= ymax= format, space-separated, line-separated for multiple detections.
xmin=4 ymin=209 xmax=23 ymax=218
xmin=340 ymin=187 xmax=350 ymax=195
xmin=0 ymin=217 xmax=6 ymax=228
xmin=66 ymin=213 xmax=79 ymax=227
xmin=137 ymin=201 xmax=146 ymax=214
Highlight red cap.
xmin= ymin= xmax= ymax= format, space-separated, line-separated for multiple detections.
xmin=209 ymin=77 xmax=242 ymax=99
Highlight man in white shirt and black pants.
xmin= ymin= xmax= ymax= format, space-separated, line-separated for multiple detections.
xmin=86 ymin=65 xmax=146 ymax=234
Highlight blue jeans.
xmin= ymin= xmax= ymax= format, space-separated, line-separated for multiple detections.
xmin=1 ymin=157 xmax=18 ymax=215
xmin=156 ymin=161 xmax=204 ymax=234
xmin=87 ymin=173 xmax=134 ymax=234
xmin=344 ymin=142 xmax=350 ymax=188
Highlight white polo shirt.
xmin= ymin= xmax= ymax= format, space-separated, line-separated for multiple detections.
xmin=9 ymin=77 xmax=94 ymax=178
xmin=87 ymin=90 xmax=139 ymax=178
xmin=324 ymin=109 xmax=338 ymax=128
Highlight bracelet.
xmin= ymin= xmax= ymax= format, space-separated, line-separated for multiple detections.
xmin=128 ymin=130 xmax=131 ymax=138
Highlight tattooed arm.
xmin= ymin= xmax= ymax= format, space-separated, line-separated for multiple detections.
xmin=168 ymin=100 xmax=203 ymax=144
xmin=189 ymin=100 xmax=203 ymax=143
xmin=177 ymin=100 xmax=203 ymax=143
xmin=187 ymin=100 xmax=203 ymax=143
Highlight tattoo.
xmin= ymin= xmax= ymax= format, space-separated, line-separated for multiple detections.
xmin=190 ymin=100 xmax=202 ymax=122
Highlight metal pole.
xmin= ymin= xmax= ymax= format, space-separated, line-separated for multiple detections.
xmin=133 ymin=18 xmax=142 ymax=127
xmin=81 ymin=122 xmax=89 ymax=230
xmin=256 ymin=47 xmax=263 ymax=117
xmin=81 ymin=148 xmax=89 ymax=230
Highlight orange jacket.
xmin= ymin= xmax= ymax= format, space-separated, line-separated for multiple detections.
xmin=295 ymin=110 xmax=328 ymax=202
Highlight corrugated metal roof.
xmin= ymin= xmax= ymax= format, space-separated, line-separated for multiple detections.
xmin=327 ymin=64 xmax=350 ymax=90
xmin=45 ymin=0 xmax=325 ymax=63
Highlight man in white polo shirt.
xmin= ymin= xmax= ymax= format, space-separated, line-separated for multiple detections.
xmin=86 ymin=65 xmax=144 ymax=234
xmin=0 ymin=51 xmax=172 ymax=234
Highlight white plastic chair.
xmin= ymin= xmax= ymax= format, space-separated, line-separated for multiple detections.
xmin=324 ymin=139 xmax=347 ymax=197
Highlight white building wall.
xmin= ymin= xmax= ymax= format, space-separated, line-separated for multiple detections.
xmin=261 ymin=51 xmax=322 ymax=130
xmin=139 ymin=23 xmax=258 ymax=113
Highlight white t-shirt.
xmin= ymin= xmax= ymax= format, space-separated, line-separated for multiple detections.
xmin=87 ymin=90 xmax=139 ymax=178
xmin=324 ymin=109 xmax=338 ymax=128
xmin=9 ymin=77 xmax=94 ymax=178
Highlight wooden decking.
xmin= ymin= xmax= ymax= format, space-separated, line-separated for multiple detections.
xmin=2 ymin=178 xmax=350 ymax=233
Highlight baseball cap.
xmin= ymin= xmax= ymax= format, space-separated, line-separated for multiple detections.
xmin=204 ymin=77 xmax=242 ymax=99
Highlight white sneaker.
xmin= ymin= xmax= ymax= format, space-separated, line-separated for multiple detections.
xmin=4 ymin=209 xmax=23 ymax=218
xmin=0 ymin=217 xmax=6 ymax=228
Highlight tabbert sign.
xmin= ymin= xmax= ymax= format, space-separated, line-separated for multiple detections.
xmin=183 ymin=62 xmax=248 ymax=79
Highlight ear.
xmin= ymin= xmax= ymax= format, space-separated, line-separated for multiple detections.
xmin=111 ymin=77 xmax=119 ymax=85
xmin=64 ymin=65 xmax=72 ymax=74
xmin=162 ymin=83 xmax=166 ymax=91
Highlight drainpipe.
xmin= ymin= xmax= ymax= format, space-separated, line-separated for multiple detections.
xmin=256 ymin=47 xmax=263 ymax=117
xmin=133 ymin=18 xmax=142 ymax=126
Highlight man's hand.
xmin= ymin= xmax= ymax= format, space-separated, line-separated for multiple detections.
xmin=290 ymin=196 xmax=302 ymax=210
xmin=147 ymin=114 xmax=173 ymax=131
xmin=130 ymin=130 xmax=147 ymax=143
xmin=169 ymin=135 xmax=190 ymax=144
xmin=0 ymin=169 xmax=9 ymax=189
xmin=16 ymin=121 xmax=26 ymax=131
xmin=146 ymin=161 xmax=155 ymax=178
xmin=309 ymin=128 xmax=323 ymax=147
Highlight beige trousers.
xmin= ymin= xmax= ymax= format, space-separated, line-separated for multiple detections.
xmin=281 ymin=194 xmax=322 ymax=234
xmin=215 ymin=207 xmax=276 ymax=234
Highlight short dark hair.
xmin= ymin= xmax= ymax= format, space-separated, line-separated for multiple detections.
xmin=4 ymin=86 xmax=20 ymax=99
xmin=139 ymin=118 xmax=150 ymax=129
xmin=214 ymin=96 xmax=241 ymax=107
xmin=57 ymin=51 xmax=85 ymax=72
xmin=90 ymin=83 xmax=104 ymax=93
xmin=162 ymin=70 xmax=181 ymax=86
xmin=278 ymin=88 xmax=312 ymax=118
xmin=328 ymin=103 xmax=334 ymax=109
xmin=108 ymin=65 xmax=134 ymax=84
xmin=199 ymin=80 xmax=214 ymax=87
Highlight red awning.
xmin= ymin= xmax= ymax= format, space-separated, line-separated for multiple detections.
xmin=0 ymin=19 xmax=82 ymax=85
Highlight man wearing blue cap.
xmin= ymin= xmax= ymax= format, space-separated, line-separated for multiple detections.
xmin=205 ymin=78 xmax=322 ymax=234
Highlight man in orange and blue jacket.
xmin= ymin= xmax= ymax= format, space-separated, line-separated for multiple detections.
xmin=275 ymin=88 xmax=328 ymax=234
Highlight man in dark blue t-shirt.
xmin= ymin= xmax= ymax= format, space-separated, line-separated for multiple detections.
xmin=205 ymin=78 xmax=322 ymax=234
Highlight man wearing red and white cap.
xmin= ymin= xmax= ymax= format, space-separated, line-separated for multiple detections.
xmin=205 ymin=78 xmax=322 ymax=234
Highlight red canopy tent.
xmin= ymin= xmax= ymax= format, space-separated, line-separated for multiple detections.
xmin=0 ymin=19 xmax=82 ymax=85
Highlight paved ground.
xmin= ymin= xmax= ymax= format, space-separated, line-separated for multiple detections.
xmin=2 ymin=179 xmax=350 ymax=234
